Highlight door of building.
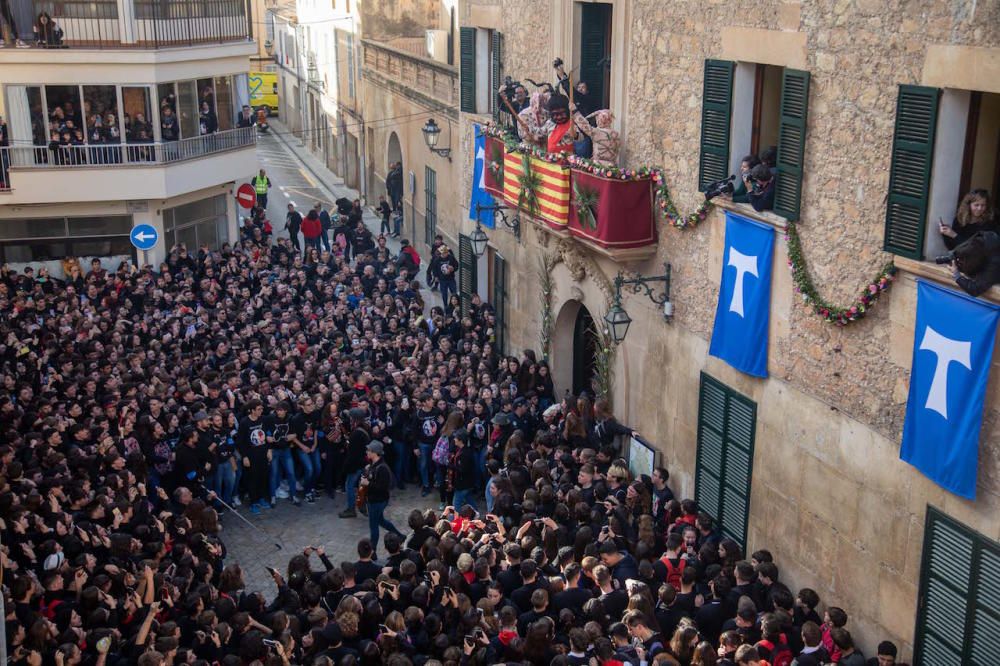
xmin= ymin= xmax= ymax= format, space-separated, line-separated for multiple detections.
xmin=572 ymin=304 xmax=597 ymax=396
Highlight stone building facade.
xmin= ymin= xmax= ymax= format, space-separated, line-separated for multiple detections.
xmin=453 ymin=0 xmax=1000 ymax=660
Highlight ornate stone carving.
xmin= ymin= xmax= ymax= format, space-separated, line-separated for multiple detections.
xmin=549 ymin=239 xmax=614 ymax=309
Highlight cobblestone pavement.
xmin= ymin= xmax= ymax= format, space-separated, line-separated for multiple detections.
xmin=221 ymin=486 xmax=437 ymax=594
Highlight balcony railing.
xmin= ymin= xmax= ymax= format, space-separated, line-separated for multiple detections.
xmin=16 ymin=0 xmax=252 ymax=49
xmin=362 ymin=39 xmax=457 ymax=113
xmin=0 ymin=126 xmax=255 ymax=191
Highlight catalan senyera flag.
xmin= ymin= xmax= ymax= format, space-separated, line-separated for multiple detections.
xmin=502 ymin=153 xmax=571 ymax=229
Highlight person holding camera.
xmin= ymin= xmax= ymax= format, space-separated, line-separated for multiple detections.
xmin=747 ymin=163 xmax=776 ymax=212
xmin=731 ymin=154 xmax=761 ymax=204
xmin=938 ymin=189 xmax=997 ymax=250
xmin=942 ymin=230 xmax=1000 ymax=297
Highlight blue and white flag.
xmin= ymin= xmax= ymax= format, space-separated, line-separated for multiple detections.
xmin=469 ymin=124 xmax=495 ymax=227
xmin=900 ymin=281 xmax=1000 ymax=499
xmin=709 ymin=212 xmax=775 ymax=377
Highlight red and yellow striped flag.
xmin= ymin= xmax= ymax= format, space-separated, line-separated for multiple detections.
xmin=502 ymin=153 xmax=571 ymax=228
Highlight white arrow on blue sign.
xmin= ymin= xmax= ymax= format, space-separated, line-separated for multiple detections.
xmin=129 ymin=224 xmax=159 ymax=251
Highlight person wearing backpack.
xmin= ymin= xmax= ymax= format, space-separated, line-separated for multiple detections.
xmin=656 ymin=532 xmax=688 ymax=591
xmin=755 ymin=615 xmax=794 ymax=666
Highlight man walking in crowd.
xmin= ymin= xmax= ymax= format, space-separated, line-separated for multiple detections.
xmin=315 ymin=201 xmax=332 ymax=252
xmin=428 ymin=243 xmax=459 ymax=312
xmin=359 ymin=441 xmax=405 ymax=555
xmin=284 ymin=201 xmax=302 ymax=255
xmin=386 ymin=160 xmax=403 ymax=210
xmin=301 ymin=208 xmax=323 ymax=254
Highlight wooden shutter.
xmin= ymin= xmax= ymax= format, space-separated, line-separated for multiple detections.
xmin=460 ymin=27 xmax=476 ymax=113
xmin=695 ymin=373 xmax=757 ymax=548
xmin=578 ymin=3 xmax=611 ymax=108
xmin=884 ymin=85 xmax=940 ymax=259
xmin=698 ymin=59 xmax=735 ymax=191
xmin=493 ymin=252 xmax=507 ymax=354
xmin=424 ymin=167 xmax=436 ymax=245
xmin=914 ymin=508 xmax=1000 ymax=666
xmin=491 ymin=31 xmax=502 ymax=118
xmin=774 ymin=68 xmax=810 ymax=221
xmin=458 ymin=233 xmax=477 ymax=317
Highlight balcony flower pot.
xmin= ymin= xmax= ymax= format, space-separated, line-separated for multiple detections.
xmin=484 ymin=135 xmax=506 ymax=198
xmin=502 ymin=152 xmax=570 ymax=230
xmin=568 ymin=169 xmax=657 ymax=249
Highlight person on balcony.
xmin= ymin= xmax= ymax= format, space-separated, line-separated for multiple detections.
xmin=199 ymin=101 xmax=218 ymax=136
xmin=160 ymin=106 xmax=179 ymax=142
xmin=731 ymin=154 xmax=761 ymax=204
xmin=518 ymin=92 xmax=550 ymax=150
xmin=33 ymin=11 xmax=62 ymax=47
xmin=237 ymin=105 xmax=254 ymax=128
xmin=571 ymin=106 xmax=619 ymax=165
xmin=939 ymin=189 xmax=997 ymax=250
xmin=543 ymin=93 xmax=576 ymax=156
xmin=0 ymin=0 xmax=31 ymax=48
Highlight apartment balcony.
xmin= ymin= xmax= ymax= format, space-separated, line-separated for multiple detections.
xmin=0 ymin=127 xmax=256 ymax=204
xmin=0 ymin=0 xmax=253 ymax=50
xmin=361 ymin=39 xmax=458 ymax=116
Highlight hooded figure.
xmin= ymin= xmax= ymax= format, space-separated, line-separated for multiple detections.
xmin=518 ymin=92 xmax=550 ymax=149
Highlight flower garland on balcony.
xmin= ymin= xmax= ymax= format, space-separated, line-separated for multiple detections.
xmin=484 ymin=123 xmax=897 ymax=327
xmin=785 ymin=221 xmax=898 ymax=326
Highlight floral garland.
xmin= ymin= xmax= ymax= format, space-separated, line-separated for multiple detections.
xmin=485 ymin=123 xmax=896 ymax=326
xmin=785 ymin=221 xmax=897 ymax=325
xmin=516 ymin=154 xmax=542 ymax=218
xmin=572 ymin=182 xmax=600 ymax=230
xmin=538 ymin=255 xmax=556 ymax=358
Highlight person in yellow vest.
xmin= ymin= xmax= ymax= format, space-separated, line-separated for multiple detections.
xmin=252 ymin=169 xmax=271 ymax=210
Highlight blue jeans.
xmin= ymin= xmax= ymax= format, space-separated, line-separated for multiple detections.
xmin=368 ymin=500 xmax=403 ymax=552
xmin=418 ymin=443 xmax=433 ymax=489
xmin=214 ymin=459 xmax=237 ymax=505
xmin=453 ymin=488 xmax=476 ymax=512
xmin=269 ymin=448 xmax=298 ymax=499
xmin=474 ymin=446 xmax=488 ymax=488
xmin=485 ymin=478 xmax=495 ymax=514
xmin=321 ymin=229 xmax=331 ymax=252
xmin=345 ymin=469 xmax=363 ymax=510
xmin=439 ymin=278 xmax=457 ymax=311
xmin=296 ymin=448 xmax=321 ymax=494
xmin=392 ymin=439 xmax=409 ymax=486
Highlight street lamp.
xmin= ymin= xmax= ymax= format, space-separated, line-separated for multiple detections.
xmin=474 ymin=203 xmax=520 ymax=240
xmin=469 ymin=225 xmax=489 ymax=258
xmin=605 ymin=263 xmax=673 ymax=344
xmin=421 ymin=118 xmax=452 ymax=159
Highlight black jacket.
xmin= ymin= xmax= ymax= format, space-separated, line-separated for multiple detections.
xmin=366 ymin=459 xmax=393 ymax=503
xmin=452 ymin=445 xmax=476 ymax=490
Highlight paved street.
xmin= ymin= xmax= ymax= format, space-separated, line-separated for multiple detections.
xmin=222 ymin=127 xmax=438 ymax=594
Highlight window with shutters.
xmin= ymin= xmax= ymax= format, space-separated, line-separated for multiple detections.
xmin=695 ymin=373 xmax=756 ymax=549
xmin=884 ymin=87 xmax=999 ymax=262
xmin=458 ymin=234 xmax=477 ymax=317
xmin=424 ymin=167 xmax=437 ymax=246
xmin=913 ymin=507 xmax=1000 ymax=666
xmin=460 ymin=27 xmax=498 ymax=115
xmin=700 ymin=61 xmax=809 ymax=221
xmin=575 ymin=2 xmax=613 ymax=111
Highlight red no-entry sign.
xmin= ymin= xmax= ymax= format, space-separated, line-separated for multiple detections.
xmin=236 ymin=183 xmax=257 ymax=209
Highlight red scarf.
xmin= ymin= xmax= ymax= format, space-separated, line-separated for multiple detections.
xmin=547 ymin=120 xmax=574 ymax=154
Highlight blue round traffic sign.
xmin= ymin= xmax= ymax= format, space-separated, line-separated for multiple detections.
xmin=130 ymin=224 xmax=159 ymax=251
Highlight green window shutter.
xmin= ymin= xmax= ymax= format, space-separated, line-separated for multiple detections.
xmin=698 ymin=59 xmax=735 ymax=192
xmin=578 ymin=3 xmax=612 ymax=109
xmin=460 ymin=27 xmax=476 ymax=113
xmin=774 ymin=68 xmax=810 ymax=221
xmin=491 ymin=31 xmax=502 ymax=118
xmin=493 ymin=252 xmax=507 ymax=354
xmin=884 ymin=85 xmax=940 ymax=260
xmin=424 ymin=167 xmax=437 ymax=245
xmin=458 ymin=233 xmax=477 ymax=317
xmin=914 ymin=508 xmax=1000 ymax=666
xmin=695 ymin=373 xmax=757 ymax=549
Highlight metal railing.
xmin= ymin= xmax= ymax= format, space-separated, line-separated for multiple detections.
xmin=21 ymin=0 xmax=252 ymax=49
xmin=0 ymin=127 xmax=255 ymax=187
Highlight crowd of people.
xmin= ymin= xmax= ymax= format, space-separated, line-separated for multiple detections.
xmin=1 ymin=181 xmax=911 ymax=665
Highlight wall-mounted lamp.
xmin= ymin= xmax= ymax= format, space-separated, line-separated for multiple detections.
xmin=604 ymin=263 xmax=673 ymax=344
xmin=474 ymin=203 xmax=520 ymax=242
xmin=421 ymin=118 xmax=452 ymax=160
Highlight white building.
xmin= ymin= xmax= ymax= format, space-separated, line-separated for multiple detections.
xmin=0 ymin=0 xmax=258 ymax=273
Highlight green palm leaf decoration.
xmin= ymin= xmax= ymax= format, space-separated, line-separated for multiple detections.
xmin=516 ymin=154 xmax=541 ymax=217
xmin=488 ymin=143 xmax=504 ymax=183
xmin=573 ymin=182 xmax=600 ymax=230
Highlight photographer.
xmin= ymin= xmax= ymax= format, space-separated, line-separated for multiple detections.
xmin=938 ymin=189 xmax=997 ymax=250
xmin=944 ymin=230 xmax=1000 ymax=297
xmin=747 ymin=163 xmax=776 ymax=212
xmin=731 ymin=154 xmax=761 ymax=204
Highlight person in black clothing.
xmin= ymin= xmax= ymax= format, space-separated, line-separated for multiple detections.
xmin=339 ymin=408 xmax=369 ymax=518
xmin=747 ymin=163 xmax=776 ymax=213
xmin=938 ymin=188 xmax=997 ymax=250
xmin=378 ymin=195 xmax=393 ymax=236
xmin=386 ymin=162 xmax=403 ymax=210
xmin=236 ymin=399 xmax=270 ymax=513
xmin=284 ymin=202 xmax=303 ymax=255
xmin=450 ymin=428 xmax=477 ymax=510
xmin=360 ymin=441 xmax=404 ymax=554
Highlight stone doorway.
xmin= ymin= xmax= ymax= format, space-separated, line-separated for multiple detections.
xmin=572 ymin=304 xmax=598 ymax=396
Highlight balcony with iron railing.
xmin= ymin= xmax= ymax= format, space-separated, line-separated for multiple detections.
xmin=1 ymin=0 xmax=253 ymax=49
xmin=0 ymin=126 xmax=256 ymax=203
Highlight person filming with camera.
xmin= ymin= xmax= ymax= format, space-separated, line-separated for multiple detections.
xmin=747 ymin=163 xmax=776 ymax=212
